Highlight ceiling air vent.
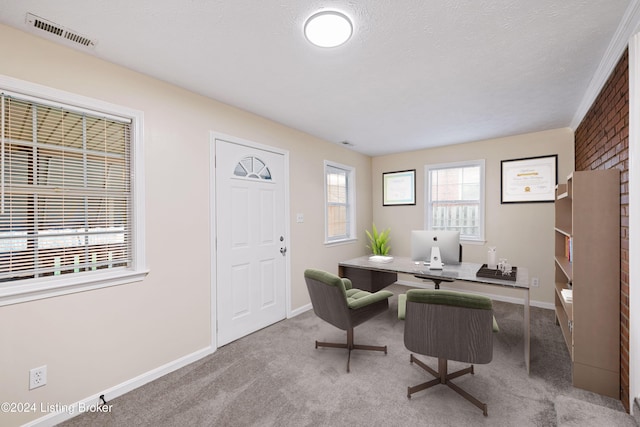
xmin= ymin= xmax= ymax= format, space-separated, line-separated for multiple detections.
xmin=26 ymin=13 xmax=96 ymax=48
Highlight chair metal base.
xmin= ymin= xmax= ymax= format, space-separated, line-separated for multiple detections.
xmin=407 ymin=354 xmax=488 ymax=416
xmin=315 ymin=328 xmax=387 ymax=373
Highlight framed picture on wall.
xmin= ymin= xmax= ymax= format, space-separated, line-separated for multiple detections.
xmin=501 ymin=154 xmax=558 ymax=203
xmin=383 ymin=169 xmax=416 ymax=206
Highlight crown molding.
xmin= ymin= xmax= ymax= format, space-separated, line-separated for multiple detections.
xmin=570 ymin=0 xmax=640 ymax=130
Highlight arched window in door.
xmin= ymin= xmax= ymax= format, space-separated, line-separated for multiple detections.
xmin=234 ymin=156 xmax=272 ymax=180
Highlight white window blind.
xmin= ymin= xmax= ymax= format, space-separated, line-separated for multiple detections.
xmin=325 ymin=161 xmax=355 ymax=243
xmin=0 ymin=93 xmax=132 ymax=282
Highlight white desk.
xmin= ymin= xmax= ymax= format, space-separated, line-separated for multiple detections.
xmin=338 ymin=256 xmax=531 ymax=373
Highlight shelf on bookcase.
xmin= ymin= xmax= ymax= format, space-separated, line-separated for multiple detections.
xmin=555 ymin=256 xmax=573 ymax=281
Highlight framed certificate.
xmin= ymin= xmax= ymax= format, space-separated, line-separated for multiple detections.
xmin=501 ymin=155 xmax=558 ymax=203
xmin=383 ymin=169 xmax=416 ymax=206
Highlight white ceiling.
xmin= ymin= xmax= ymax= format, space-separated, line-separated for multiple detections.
xmin=0 ymin=0 xmax=635 ymax=156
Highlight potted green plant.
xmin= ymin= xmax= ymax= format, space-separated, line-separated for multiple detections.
xmin=366 ymin=224 xmax=392 ymax=262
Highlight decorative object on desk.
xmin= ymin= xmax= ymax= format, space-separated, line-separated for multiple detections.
xmin=487 ymin=246 xmax=497 ymax=269
xmin=476 ymin=264 xmax=517 ymax=282
xmin=498 ymin=258 xmax=512 ymax=276
xmin=382 ymin=169 xmax=416 ymax=206
xmin=368 ymin=255 xmax=394 ymax=263
xmin=500 ymin=154 xmax=558 ymax=203
xmin=365 ymin=223 xmax=391 ymax=256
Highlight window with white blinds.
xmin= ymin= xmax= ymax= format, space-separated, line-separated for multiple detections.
xmin=0 ymin=79 xmax=146 ymax=305
xmin=0 ymin=94 xmax=131 ymax=281
xmin=324 ymin=161 xmax=356 ymax=243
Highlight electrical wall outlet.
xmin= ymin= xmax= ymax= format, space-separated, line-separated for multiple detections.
xmin=531 ymin=277 xmax=540 ymax=287
xmin=29 ymin=365 xmax=47 ymax=390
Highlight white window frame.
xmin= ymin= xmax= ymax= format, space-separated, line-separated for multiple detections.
xmin=424 ymin=159 xmax=485 ymax=243
xmin=0 ymin=75 xmax=147 ymax=306
xmin=324 ymin=160 xmax=356 ymax=244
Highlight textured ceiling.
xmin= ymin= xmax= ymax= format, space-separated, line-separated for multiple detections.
xmin=0 ymin=0 xmax=634 ymax=156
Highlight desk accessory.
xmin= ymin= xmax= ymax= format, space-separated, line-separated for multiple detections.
xmin=476 ymin=264 xmax=517 ymax=282
xmin=487 ymin=247 xmax=497 ymax=269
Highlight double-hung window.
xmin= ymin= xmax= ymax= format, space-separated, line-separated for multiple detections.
xmin=425 ymin=160 xmax=485 ymax=242
xmin=324 ymin=161 xmax=356 ymax=243
xmin=0 ymin=77 xmax=146 ymax=305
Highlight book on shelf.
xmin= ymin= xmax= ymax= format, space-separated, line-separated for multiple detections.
xmin=561 ymin=288 xmax=573 ymax=303
xmin=564 ymin=236 xmax=573 ymax=262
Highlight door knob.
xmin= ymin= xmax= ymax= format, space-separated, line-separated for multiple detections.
xmin=280 ymin=247 xmax=287 ymax=256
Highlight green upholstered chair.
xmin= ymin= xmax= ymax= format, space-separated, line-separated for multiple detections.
xmin=398 ymin=289 xmax=499 ymax=416
xmin=304 ymin=268 xmax=394 ymax=373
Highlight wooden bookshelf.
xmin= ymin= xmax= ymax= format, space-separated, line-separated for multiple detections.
xmin=554 ymin=170 xmax=620 ymax=398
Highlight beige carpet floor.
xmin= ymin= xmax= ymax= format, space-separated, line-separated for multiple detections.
xmin=60 ymin=284 xmax=634 ymax=426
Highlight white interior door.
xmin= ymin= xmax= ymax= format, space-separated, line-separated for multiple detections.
xmin=215 ymin=138 xmax=287 ymax=346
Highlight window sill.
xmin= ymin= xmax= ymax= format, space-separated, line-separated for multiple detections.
xmin=461 ymin=239 xmax=486 ymax=245
xmin=0 ymin=268 xmax=150 ymax=307
xmin=324 ymin=238 xmax=358 ymax=247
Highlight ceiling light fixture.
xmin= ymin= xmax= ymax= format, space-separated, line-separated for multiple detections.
xmin=304 ymin=11 xmax=353 ymax=48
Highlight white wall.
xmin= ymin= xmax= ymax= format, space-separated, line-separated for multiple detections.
xmin=0 ymin=24 xmax=372 ymax=426
xmin=372 ymin=128 xmax=575 ymax=306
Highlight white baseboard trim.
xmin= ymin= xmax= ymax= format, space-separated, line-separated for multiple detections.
xmin=24 ymin=346 xmax=215 ymax=427
xmin=289 ymin=302 xmax=312 ymax=318
xmin=395 ymin=279 xmax=555 ymax=310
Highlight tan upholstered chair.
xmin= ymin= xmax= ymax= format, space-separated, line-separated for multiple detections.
xmin=398 ymin=289 xmax=498 ymax=416
xmin=304 ymin=268 xmax=393 ymax=372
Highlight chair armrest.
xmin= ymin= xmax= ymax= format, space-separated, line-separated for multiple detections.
xmin=347 ymin=290 xmax=393 ymax=310
xmin=398 ymin=294 xmax=407 ymax=320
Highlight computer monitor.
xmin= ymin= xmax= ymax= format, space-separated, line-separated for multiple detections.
xmin=411 ymin=230 xmax=461 ymax=266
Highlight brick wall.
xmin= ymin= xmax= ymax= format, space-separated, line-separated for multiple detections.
xmin=574 ymin=48 xmax=629 ymax=411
